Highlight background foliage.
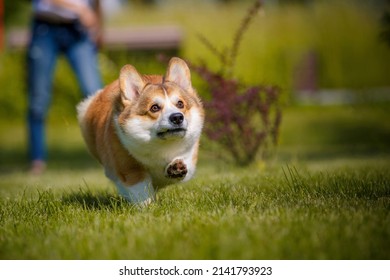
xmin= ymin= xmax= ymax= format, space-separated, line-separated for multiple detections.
xmin=1 ymin=0 xmax=390 ymax=121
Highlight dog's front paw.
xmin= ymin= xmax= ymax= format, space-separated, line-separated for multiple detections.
xmin=166 ymin=159 xmax=187 ymax=180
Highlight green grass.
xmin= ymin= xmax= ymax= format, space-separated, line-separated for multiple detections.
xmin=0 ymin=105 xmax=389 ymax=259
xmin=1 ymin=0 xmax=389 ymax=260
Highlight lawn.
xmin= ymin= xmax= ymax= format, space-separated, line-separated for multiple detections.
xmin=1 ymin=0 xmax=389 ymax=260
xmin=0 ymin=104 xmax=389 ymax=259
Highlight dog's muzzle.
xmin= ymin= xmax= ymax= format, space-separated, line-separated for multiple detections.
xmin=157 ymin=113 xmax=187 ymax=139
xmin=157 ymin=128 xmax=186 ymax=139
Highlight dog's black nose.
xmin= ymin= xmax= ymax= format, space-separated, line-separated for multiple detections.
xmin=169 ymin=113 xmax=184 ymax=125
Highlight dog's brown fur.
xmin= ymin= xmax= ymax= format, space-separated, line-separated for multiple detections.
xmin=78 ymin=57 xmax=204 ymax=204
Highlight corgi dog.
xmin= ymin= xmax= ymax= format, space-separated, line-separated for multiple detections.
xmin=77 ymin=57 xmax=204 ymax=205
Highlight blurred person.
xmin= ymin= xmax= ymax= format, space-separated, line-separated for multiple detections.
xmin=27 ymin=0 xmax=103 ymax=174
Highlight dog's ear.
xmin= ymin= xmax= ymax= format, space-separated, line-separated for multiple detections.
xmin=119 ymin=65 xmax=145 ymax=101
xmin=165 ymin=57 xmax=192 ymax=93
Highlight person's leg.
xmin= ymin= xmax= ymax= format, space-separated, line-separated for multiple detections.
xmin=65 ymin=32 xmax=102 ymax=97
xmin=27 ymin=21 xmax=58 ymax=173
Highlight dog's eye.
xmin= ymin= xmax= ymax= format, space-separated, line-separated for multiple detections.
xmin=176 ymin=100 xmax=184 ymax=109
xmin=150 ymin=104 xmax=160 ymax=113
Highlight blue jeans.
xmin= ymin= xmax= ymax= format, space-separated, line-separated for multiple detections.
xmin=27 ymin=19 xmax=102 ymax=161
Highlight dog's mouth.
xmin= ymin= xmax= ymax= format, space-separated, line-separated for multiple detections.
xmin=157 ymin=128 xmax=187 ymax=139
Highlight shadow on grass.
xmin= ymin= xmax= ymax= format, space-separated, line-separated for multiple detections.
xmin=0 ymin=146 xmax=98 ymax=174
xmin=308 ymin=117 xmax=390 ymax=149
xmin=302 ymin=115 xmax=390 ymax=161
xmin=278 ymin=105 xmax=390 ymax=162
xmin=61 ymin=189 xmax=131 ymax=211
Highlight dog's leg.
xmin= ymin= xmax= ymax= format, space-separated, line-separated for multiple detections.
xmin=115 ymin=177 xmax=155 ymax=207
xmin=165 ymin=143 xmax=199 ymax=181
xmin=165 ymin=142 xmax=199 ymax=181
xmin=165 ymin=159 xmax=188 ymax=180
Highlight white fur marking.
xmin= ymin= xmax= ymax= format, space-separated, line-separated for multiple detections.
xmin=77 ymin=89 xmax=102 ymax=121
xmin=115 ymin=177 xmax=155 ymax=206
